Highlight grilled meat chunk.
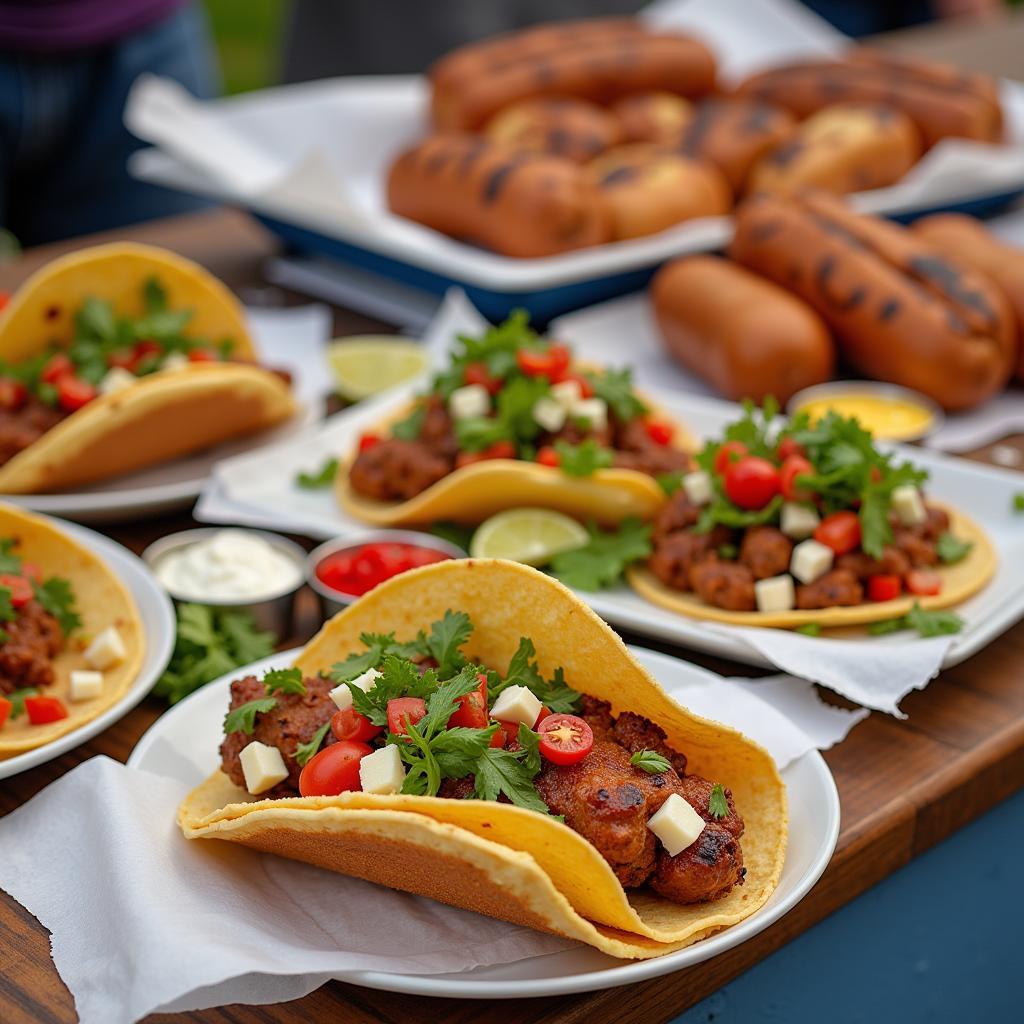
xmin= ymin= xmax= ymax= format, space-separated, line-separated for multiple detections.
xmin=690 ymin=558 xmax=757 ymax=611
xmin=349 ymin=438 xmax=453 ymax=501
xmin=579 ymin=694 xmax=615 ymax=741
xmin=679 ymin=775 xmax=744 ymax=839
xmin=796 ymin=568 xmax=863 ymax=609
xmin=613 ymin=418 xmax=691 ymax=476
xmin=836 ymin=545 xmax=910 ymax=581
xmin=650 ymin=822 xmax=745 ymax=904
xmin=650 ymin=527 xmax=731 ymax=591
xmin=611 ymin=710 xmax=688 ymax=777
xmin=652 ymin=491 xmax=702 ymax=541
xmin=739 ymin=525 xmax=793 ymax=580
xmin=0 ymin=600 xmax=63 ymax=695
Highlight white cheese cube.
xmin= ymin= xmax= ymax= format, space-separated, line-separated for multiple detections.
xmin=647 ymin=793 xmax=706 ymax=857
xmin=69 ymin=670 xmax=104 ymax=702
xmin=239 ymin=741 xmax=290 ymax=795
xmin=790 ymin=539 xmax=834 ymax=584
xmin=550 ymin=379 xmax=583 ymax=408
xmin=84 ymin=626 xmax=126 ymax=670
xmin=358 ymin=744 xmax=406 ymax=795
xmin=329 ymin=667 xmax=380 ymax=711
xmin=448 ymin=383 xmax=491 ymax=420
xmin=532 ymin=396 xmax=566 ymax=433
xmin=571 ymin=397 xmax=608 ymax=433
xmin=160 ymin=351 xmax=189 ymax=372
xmin=490 ymin=684 xmax=543 ymax=728
xmin=754 ymin=574 xmax=796 ymax=613
xmin=781 ymin=502 xmax=821 ymax=540
xmin=98 ymin=367 xmax=136 ymax=395
xmin=682 ymin=470 xmax=713 ymax=506
xmin=892 ymin=484 xmax=926 ymax=527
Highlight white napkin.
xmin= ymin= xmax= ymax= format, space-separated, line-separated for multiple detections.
xmin=244 ymin=303 xmax=333 ymax=408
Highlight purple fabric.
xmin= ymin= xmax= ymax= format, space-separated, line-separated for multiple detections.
xmin=0 ymin=0 xmax=186 ymax=52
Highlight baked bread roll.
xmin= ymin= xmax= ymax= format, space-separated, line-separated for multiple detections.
xmin=749 ymin=104 xmax=921 ymax=196
xmin=612 ymin=92 xmax=693 ymax=145
xmin=485 ymin=97 xmax=622 ymax=164
xmin=387 ymin=133 xmax=611 ymax=258
xmin=728 ymin=191 xmax=1015 ymax=410
xmin=652 ymin=254 xmax=834 ymax=403
xmin=588 ymin=144 xmax=731 ymax=240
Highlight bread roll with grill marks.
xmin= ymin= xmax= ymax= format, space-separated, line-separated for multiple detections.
xmin=386 ymin=134 xmax=611 ymax=258
xmin=485 ymin=97 xmax=622 ymax=164
xmin=429 ymin=20 xmax=716 ymax=131
xmin=728 ymin=191 xmax=1016 ymax=410
xmin=652 ymin=255 xmax=834 ymax=403
xmin=914 ymin=213 xmax=1024 ymax=380
xmin=588 ymin=145 xmax=730 ymax=240
xmin=750 ymin=105 xmax=921 ymax=196
xmin=612 ymin=92 xmax=694 ymax=145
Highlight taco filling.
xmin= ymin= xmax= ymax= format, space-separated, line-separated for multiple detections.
xmin=347 ymin=312 xmax=690 ymax=503
xmin=219 ymin=610 xmax=745 ymax=907
xmin=647 ymin=400 xmax=976 ymax=615
xmin=0 ymin=276 xmax=287 ymax=470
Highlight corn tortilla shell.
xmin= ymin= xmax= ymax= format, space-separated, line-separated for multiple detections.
xmin=0 ymin=503 xmax=144 ymax=757
xmin=179 ymin=559 xmax=786 ymax=959
xmin=627 ymin=502 xmax=994 ymax=629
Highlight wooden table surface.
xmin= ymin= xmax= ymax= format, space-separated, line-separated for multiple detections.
xmin=3 ymin=17 xmax=1024 ymax=1020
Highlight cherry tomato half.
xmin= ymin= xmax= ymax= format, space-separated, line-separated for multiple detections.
xmin=0 ymin=377 xmax=26 ymax=411
xmin=464 ymin=361 xmax=503 ymax=395
xmin=725 ymin=456 xmax=780 ymax=510
xmin=0 ymin=574 xmax=33 ymax=607
xmin=906 ymin=569 xmax=942 ymax=596
xmin=387 ymin=696 xmax=427 ymax=737
xmin=867 ymin=574 xmax=902 ymax=602
xmin=779 ymin=454 xmax=814 ymax=503
xmin=299 ymin=739 xmax=372 ymax=796
xmin=644 ymin=420 xmax=673 ymax=446
xmin=516 ymin=344 xmax=571 ymax=380
xmin=0 ymin=697 xmax=11 ymax=731
xmin=41 ymin=353 xmax=73 ymax=384
xmin=536 ymin=446 xmax=560 ymax=468
xmin=713 ymin=440 xmax=748 ymax=476
xmin=448 ymin=674 xmax=488 ymax=730
xmin=358 ymin=433 xmax=381 ymax=452
xmin=56 ymin=375 xmax=97 ymax=412
xmin=776 ymin=436 xmax=805 ymax=461
xmin=537 ymin=714 xmax=594 ymax=766
xmin=814 ymin=511 xmax=862 ymax=555
xmin=25 ymin=696 xmax=68 ymax=725
xmin=331 ymin=707 xmax=383 ymax=743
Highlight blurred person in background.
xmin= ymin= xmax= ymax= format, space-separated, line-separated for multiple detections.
xmin=0 ymin=0 xmax=218 ymax=247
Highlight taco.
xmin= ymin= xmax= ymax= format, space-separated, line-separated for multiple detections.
xmin=0 ymin=503 xmax=144 ymax=757
xmin=629 ymin=401 xmax=995 ymax=629
xmin=179 ymin=559 xmax=787 ymax=959
xmin=0 ymin=242 xmax=296 ymax=493
xmin=337 ymin=312 xmax=695 ymax=526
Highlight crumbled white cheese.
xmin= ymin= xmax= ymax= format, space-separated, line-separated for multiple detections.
xmin=69 ymin=670 xmax=104 ymax=702
xmin=329 ymin=667 xmax=380 ymax=711
xmin=571 ymin=397 xmax=608 ymax=433
xmin=98 ymin=367 xmax=137 ymax=395
xmin=449 ymin=383 xmax=491 ymax=420
xmin=647 ymin=793 xmax=706 ymax=857
xmin=239 ymin=741 xmax=290 ymax=795
xmin=358 ymin=744 xmax=406 ymax=794
xmin=780 ymin=502 xmax=821 ymax=540
xmin=490 ymin=684 xmax=543 ymax=728
xmin=84 ymin=627 xmax=126 ymax=670
xmin=533 ymin=396 xmax=567 ymax=433
xmin=790 ymin=539 xmax=834 ymax=585
xmin=891 ymin=485 xmax=926 ymax=527
xmin=754 ymin=574 xmax=795 ymax=613
xmin=550 ymin=379 xmax=583 ymax=408
xmin=682 ymin=470 xmax=712 ymax=506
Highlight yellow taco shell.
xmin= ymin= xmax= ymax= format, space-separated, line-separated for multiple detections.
xmin=179 ymin=559 xmax=787 ymax=959
xmin=0 ymin=503 xmax=144 ymax=757
xmin=627 ymin=502 xmax=994 ymax=629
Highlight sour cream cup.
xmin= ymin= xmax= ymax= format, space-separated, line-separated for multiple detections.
xmin=142 ymin=528 xmax=307 ymax=637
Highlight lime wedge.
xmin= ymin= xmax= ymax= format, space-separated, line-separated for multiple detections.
xmin=470 ymin=508 xmax=589 ymax=567
xmin=327 ymin=336 xmax=428 ymax=401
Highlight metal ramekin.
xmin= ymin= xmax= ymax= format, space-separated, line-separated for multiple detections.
xmin=142 ymin=527 xmax=307 ymax=637
xmin=306 ymin=530 xmax=468 ymax=618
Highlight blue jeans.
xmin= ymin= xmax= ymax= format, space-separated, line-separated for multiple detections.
xmin=0 ymin=2 xmax=219 ymax=246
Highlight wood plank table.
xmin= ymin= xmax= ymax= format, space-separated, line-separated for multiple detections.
xmin=4 ymin=18 xmax=1024 ymax=1021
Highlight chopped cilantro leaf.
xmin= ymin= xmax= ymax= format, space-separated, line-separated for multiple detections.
xmin=796 ymin=623 xmax=822 ymax=637
xmin=7 ymin=687 xmax=37 ymax=719
xmin=554 ymin=439 xmax=614 ymax=477
xmin=473 ymin=747 xmax=550 ymax=813
xmin=0 ymin=586 xmax=14 ymax=624
xmin=630 ymin=749 xmax=671 ymax=774
xmin=1013 ymin=492 xmax=1024 ymax=512
xmin=936 ymin=533 xmax=973 ymax=564
xmin=294 ymin=721 xmax=331 ymax=767
xmin=224 ymin=697 xmax=277 ymax=735
xmin=32 ymin=577 xmax=80 ymax=636
xmin=424 ymin=610 xmax=473 ymax=678
xmin=391 ymin=403 xmax=426 ymax=441
xmin=708 ymin=783 xmax=729 ymax=819
xmin=263 ymin=667 xmax=306 ymax=696
xmin=586 ymin=366 xmax=647 ymax=422
xmin=497 ymin=637 xmax=581 ymax=713
xmin=656 ymin=471 xmax=684 ymax=497
xmin=550 ymin=517 xmax=651 ymax=591
xmin=349 ymin=654 xmax=439 ymax=727
xmin=0 ymin=538 xmax=22 ymax=574
xmin=295 ymin=457 xmax=338 ymax=489
xmin=868 ymin=602 xmax=964 ymax=638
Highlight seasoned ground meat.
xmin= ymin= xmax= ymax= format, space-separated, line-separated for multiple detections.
xmin=739 ymin=526 xmax=793 ymax=580
xmin=652 ymin=492 xmax=702 ymax=542
xmin=438 ymin=776 xmax=479 ymax=800
xmin=0 ymin=600 xmax=63 ymax=695
xmin=796 ymin=569 xmax=864 ymax=609
xmin=893 ymin=529 xmax=938 ymax=567
xmin=544 ymin=417 xmax=615 ymax=448
xmin=418 ymin=395 xmax=458 ymax=459
xmin=0 ymin=397 xmax=66 ymax=468
xmin=836 ymin=545 xmax=910 ymax=581
xmin=678 ymin=776 xmax=744 ymax=839
xmin=611 ymin=710 xmax=688 ymax=777
xmin=349 ymin=438 xmax=453 ymax=501
xmin=922 ymin=505 xmax=950 ymax=541
xmin=220 ymin=674 xmax=336 ymax=797
xmin=690 ymin=558 xmax=757 ymax=611
xmin=650 ymin=527 xmax=731 ymax=591
xmin=612 ymin=419 xmax=691 ymax=476
xmin=649 ymin=823 xmax=745 ymax=904
xmin=579 ymin=694 xmax=615 ymax=741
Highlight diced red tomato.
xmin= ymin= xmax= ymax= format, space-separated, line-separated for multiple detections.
xmin=331 ymin=707 xmax=383 ymax=743
xmin=387 ymin=696 xmax=427 ymax=737
xmin=25 ymin=696 xmax=68 ymax=725
xmin=534 ymin=705 xmax=551 ymax=728
xmin=464 ymin=361 xmax=503 ymax=395
xmin=448 ymin=674 xmax=489 ymax=730
xmin=724 ymin=456 xmax=780 ymax=510
xmin=776 ymin=436 xmax=805 ymax=461
xmin=497 ymin=719 xmax=520 ymax=747
xmin=358 ymin=433 xmax=381 ymax=452
xmin=644 ymin=420 xmax=673 ymax=446
xmin=867 ymin=574 xmax=902 ymax=602
xmin=316 ymin=542 xmax=452 ymax=597
xmin=516 ymin=344 xmax=571 ymax=379
xmin=0 ymin=290 xmax=9 ymax=312
xmin=0 ymin=574 xmax=33 ymax=607
xmin=56 ymin=375 xmax=97 ymax=412
xmin=187 ymin=347 xmax=218 ymax=363
xmin=456 ymin=440 xmax=515 ymax=468
xmin=536 ymin=446 xmax=560 ymax=468
xmin=814 ymin=511 xmax=862 ymax=555
xmin=134 ymin=340 xmax=162 ymax=359
xmin=41 ymin=353 xmax=73 ymax=383
xmin=906 ymin=569 xmax=942 ymax=596
xmin=552 ymin=372 xmax=594 ymax=397
xmin=713 ymin=441 xmax=748 ymax=476
xmin=106 ymin=349 xmax=137 ymax=371
xmin=0 ymin=377 xmax=26 ymax=410
xmin=779 ymin=455 xmax=814 ymax=502
xmin=0 ymin=697 xmax=10 ymax=731
xmin=489 ymin=726 xmax=506 ymax=748
xmin=299 ymin=740 xmax=372 ymax=796
xmin=537 ymin=714 xmax=594 ymax=766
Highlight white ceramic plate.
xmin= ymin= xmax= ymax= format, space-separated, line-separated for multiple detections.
xmin=0 ymin=516 xmax=175 ymax=780
xmin=127 ymin=646 xmax=839 ymax=999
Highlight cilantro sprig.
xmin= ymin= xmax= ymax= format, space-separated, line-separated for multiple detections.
xmin=868 ymin=602 xmax=964 ymax=638
xmin=630 ymin=749 xmax=671 ymax=774
xmin=7 ymin=687 xmax=37 ymax=720
xmin=263 ymin=668 xmax=306 ymax=696
xmin=0 ymin=538 xmax=22 ymax=574
xmin=549 ymin=517 xmax=652 ymax=591
xmin=554 ymin=439 xmax=614 ymax=477
xmin=708 ymin=783 xmax=729 ymax=819
xmin=295 ymin=457 xmax=338 ymax=490
xmin=492 ymin=637 xmax=581 ymax=714
xmin=295 ymin=721 xmax=332 ymax=767
xmin=224 ymin=697 xmax=278 ymax=735
xmin=936 ymin=533 xmax=972 ymax=564
xmin=32 ymin=577 xmax=81 ymax=637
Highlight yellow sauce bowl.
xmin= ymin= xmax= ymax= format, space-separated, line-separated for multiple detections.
xmin=787 ymin=382 xmax=943 ymax=442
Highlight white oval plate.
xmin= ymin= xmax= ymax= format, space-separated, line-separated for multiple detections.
xmin=0 ymin=516 xmax=175 ymax=779
xmin=128 ymin=646 xmax=840 ymax=1000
